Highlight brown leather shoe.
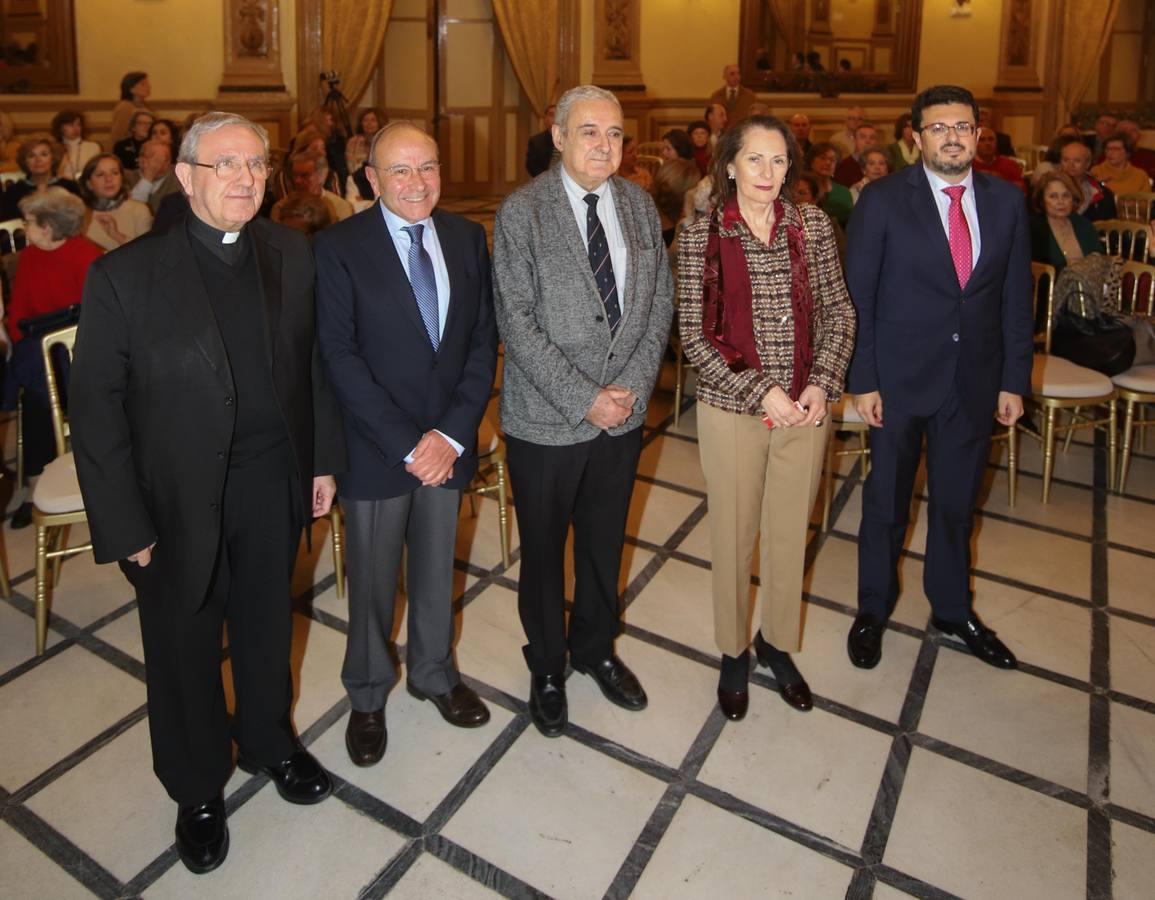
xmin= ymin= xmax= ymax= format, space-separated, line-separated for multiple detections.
xmin=717 ymin=688 xmax=749 ymax=720
xmin=407 ymin=682 xmax=491 ymax=728
xmin=345 ymin=709 xmax=387 ymax=766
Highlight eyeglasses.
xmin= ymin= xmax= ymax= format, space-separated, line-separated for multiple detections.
xmin=191 ymin=158 xmax=271 ymax=180
xmin=920 ymin=122 xmax=976 ymax=138
xmin=375 ymin=162 xmax=441 ymax=180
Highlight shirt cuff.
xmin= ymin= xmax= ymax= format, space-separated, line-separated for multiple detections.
xmin=404 ymin=429 xmax=465 ymax=464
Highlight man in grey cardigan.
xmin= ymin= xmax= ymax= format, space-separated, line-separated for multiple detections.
xmin=492 ymin=85 xmax=674 ymax=737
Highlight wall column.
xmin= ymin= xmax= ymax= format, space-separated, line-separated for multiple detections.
xmin=217 ymin=0 xmax=294 ymax=143
xmin=591 ymin=0 xmax=644 ymax=92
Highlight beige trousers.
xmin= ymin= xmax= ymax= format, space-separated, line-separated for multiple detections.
xmin=696 ymin=401 xmax=828 ymax=656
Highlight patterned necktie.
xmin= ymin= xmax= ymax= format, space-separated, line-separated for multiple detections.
xmin=584 ymin=192 xmax=621 ymax=332
xmin=943 ymin=185 xmax=972 ymax=291
xmin=402 ymin=224 xmax=439 ymax=350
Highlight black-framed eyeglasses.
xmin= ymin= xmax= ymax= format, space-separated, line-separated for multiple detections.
xmin=192 ymin=158 xmax=271 ymax=180
xmin=920 ymin=122 xmax=976 ymax=138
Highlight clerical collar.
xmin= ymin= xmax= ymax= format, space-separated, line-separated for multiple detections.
xmin=187 ymin=213 xmax=246 ymax=265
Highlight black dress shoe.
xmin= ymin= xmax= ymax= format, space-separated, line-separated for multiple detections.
xmin=9 ymin=501 xmax=31 ymax=530
xmin=572 ymin=655 xmax=648 ymax=711
xmin=529 ymin=674 xmax=568 ymax=737
xmin=932 ymin=616 xmax=1018 ymax=669
xmin=237 ymin=748 xmax=332 ymax=804
xmin=407 ymin=681 xmax=491 ymax=728
xmin=345 ymin=709 xmax=387 ymax=767
xmin=717 ymin=651 xmax=750 ymax=720
xmin=847 ymin=613 xmax=886 ymax=669
xmin=753 ymin=632 xmax=813 ymax=711
xmin=175 ymin=794 xmax=229 ymax=874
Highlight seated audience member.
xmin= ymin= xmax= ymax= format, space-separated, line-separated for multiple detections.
xmin=709 ymin=64 xmax=757 ymax=122
xmin=277 ymin=126 xmax=341 ymax=197
xmin=303 ymin=104 xmax=349 ymax=187
xmin=271 ymin=150 xmax=353 ymax=224
xmin=688 ymin=119 xmax=712 ymax=176
xmin=1031 ymin=124 xmax=1085 ymax=183
xmin=3 ymin=189 xmax=103 ymax=527
xmin=705 ymin=103 xmax=728 ymax=150
xmin=796 ymin=170 xmax=846 ymax=257
xmin=1091 ymin=133 xmax=1152 ymax=197
xmin=850 ymin=149 xmax=890 ymax=203
xmin=653 ymin=141 xmax=701 ymax=246
xmin=2 ymin=134 xmax=82 ymax=220
xmin=345 ymin=107 xmax=384 ymax=206
xmin=1058 ymin=136 xmax=1117 ymax=221
xmin=660 ymin=128 xmax=695 ymax=163
xmin=806 ymin=141 xmax=852 ymax=228
xmin=972 ymin=127 xmax=1026 ymax=191
xmin=618 ymin=136 xmax=653 ymax=192
xmin=148 ymin=118 xmax=181 ymax=147
xmin=885 ymin=113 xmax=920 ymax=172
xmin=789 ymin=114 xmax=812 ymax=154
xmin=834 ymin=122 xmax=878 ymax=187
xmin=978 ymin=107 xmax=1016 ymax=157
xmin=829 ymin=106 xmax=864 ymax=159
xmin=129 ymin=139 xmax=182 ymax=215
xmin=52 ymin=111 xmax=100 ymax=182
xmin=525 ymin=103 xmax=557 ymax=177
xmin=113 ymin=110 xmax=155 ymax=174
xmin=0 ymin=111 xmax=21 ymax=172
xmin=1088 ymin=113 xmax=1118 ymax=159
xmin=108 ymin=71 xmax=152 ymax=145
xmin=1116 ymin=119 xmax=1155 ymax=183
xmin=805 ymin=51 xmax=826 ymax=73
xmin=1030 ymin=171 xmax=1100 ymax=274
xmin=275 ymin=193 xmax=335 ymax=240
xmin=78 ymin=153 xmax=153 ymax=251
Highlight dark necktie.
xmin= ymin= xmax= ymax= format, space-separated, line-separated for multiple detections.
xmin=583 ymin=192 xmax=621 ymax=332
xmin=943 ymin=185 xmax=973 ymax=291
xmin=402 ymin=224 xmax=439 ymax=350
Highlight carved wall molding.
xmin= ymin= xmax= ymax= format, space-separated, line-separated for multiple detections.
xmin=592 ymin=0 xmax=644 ymax=91
xmin=221 ymin=0 xmax=288 ymax=93
xmin=995 ymin=0 xmax=1041 ymax=89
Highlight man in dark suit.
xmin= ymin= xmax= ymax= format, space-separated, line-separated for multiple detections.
xmin=70 ymin=113 xmax=346 ymax=874
xmin=493 ymin=85 xmax=674 ymax=737
xmin=844 ymin=85 xmax=1033 ymax=671
xmin=525 ymin=104 xmax=557 ymax=177
xmin=315 ymin=123 xmax=497 ymax=767
xmin=709 ymin=64 xmax=757 ymax=123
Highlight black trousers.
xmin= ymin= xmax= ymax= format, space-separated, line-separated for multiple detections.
xmin=505 ymin=428 xmax=643 ymax=676
xmin=857 ymin=385 xmax=992 ymax=624
xmin=130 ymin=449 xmax=300 ymax=805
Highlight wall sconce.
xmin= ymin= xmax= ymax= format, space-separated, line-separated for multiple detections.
xmin=950 ymin=0 xmax=973 ymax=16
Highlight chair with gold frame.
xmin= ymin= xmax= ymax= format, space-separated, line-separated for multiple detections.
xmin=635 ymin=141 xmax=666 ymax=159
xmin=820 ymin=398 xmax=870 ymax=531
xmin=1094 ymin=219 xmax=1150 ymax=261
xmin=329 ymin=503 xmax=345 ymax=599
xmin=1110 ymin=260 xmax=1155 ymax=492
xmin=1116 ymin=192 xmax=1155 ymax=223
xmin=1014 ymin=263 xmax=1117 ymax=503
xmin=29 ymin=324 xmax=92 ymax=654
xmin=464 ymin=424 xmax=511 ymax=569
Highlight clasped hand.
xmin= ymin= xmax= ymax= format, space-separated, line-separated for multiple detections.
xmin=761 ymin=384 xmax=827 ymax=428
xmin=406 ymin=430 xmax=457 ymax=486
xmin=586 ymin=384 xmax=636 ymax=430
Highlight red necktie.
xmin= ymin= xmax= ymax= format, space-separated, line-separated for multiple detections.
xmin=943 ymin=185 xmax=972 ymax=290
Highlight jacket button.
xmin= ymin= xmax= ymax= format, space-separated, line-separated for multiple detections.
xmin=608 ymin=352 xmax=615 ymax=360
xmin=952 ymin=333 xmax=959 ymax=342
xmin=224 ymin=395 xmax=234 ymax=406
xmin=217 ymin=450 xmax=226 ymax=460
xmin=595 ymin=314 xmax=604 ymax=322
xmin=209 ymin=501 xmax=219 ymax=511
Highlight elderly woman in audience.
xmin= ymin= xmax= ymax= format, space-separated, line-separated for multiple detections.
xmin=805 ymin=141 xmax=852 ymax=228
xmin=884 ymin=113 xmax=920 ymax=173
xmin=618 ymin=136 xmax=654 ymax=193
xmin=275 ymin=193 xmax=336 ymax=240
xmin=688 ymin=119 xmax=712 ymax=176
xmin=2 ymin=134 xmax=82 ymax=220
xmin=850 ymin=148 xmax=890 ymax=203
xmin=113 ymin=110 xmax=155 ymax=174
xmin=1029 ymin=171 xmax=1100 ymax=274
xmin=51 ymin=111 xmax=100 ymax=182
xmin=3 ymin=189 xmax=103 ymax=526
xmin=678 ymin=116 xmax=856 ymax=721
xmin=108 ymin=71 xmax=152 ymax=145
xmin=654 ymin=131 xmax=701 ymax=246
xmin=1091 ymin=133 xmax=1152 ymax=197
xmin=148 ymin=118 xmax=181 ymax=148
xmin=78 ymin=153 xmax=153 ymax=251
xmin=344 ymin=108 xmax=384 ymax=208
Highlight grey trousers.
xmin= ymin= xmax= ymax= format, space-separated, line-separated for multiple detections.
xmin=340 ymin=487 xmax=461 ymax=711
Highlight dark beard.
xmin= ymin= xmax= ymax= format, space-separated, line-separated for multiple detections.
xmin=928 ymin=144 xmax=972 ymax=177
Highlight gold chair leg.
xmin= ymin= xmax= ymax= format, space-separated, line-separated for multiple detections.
xmin=861 ymin=430 xmax=871 ymax=476
xmin=50 ymin=526 xmax=65 ymax=585
xmin=1042 ymin=407 xmax=1056 ymax=504
xmin=495 ymin=458 xmax=510 ymax=568
xmin=1062 ymin=406 xmax=1080 ymax=453
xmin=1007 ymin=422 xmax=1018 ymax=508
xmin=15 ymin=388 xmax=24 ymax=490
xmin=330 ymin=505 xmax=345 ymax=600
xmin=35 ymin=524 xmax=49 ymax=655
xmin=1107 ymin=400 xmax=1119 ymax=492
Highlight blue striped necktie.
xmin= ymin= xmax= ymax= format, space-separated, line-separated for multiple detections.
xmin=402 ymin=223 xmax=439 ymax=350
xmin=584 ymin=193 xmax=621 ymax=332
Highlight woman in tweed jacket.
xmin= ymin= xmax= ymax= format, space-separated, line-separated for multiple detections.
xmin=677 ymin=116 xmax=856 ymax=721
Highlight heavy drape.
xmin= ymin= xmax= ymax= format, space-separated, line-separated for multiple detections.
xmin=321 ymin=0 xmax=393 ymax=112
xmin=1056 ymin=0 xmax=1121 ymax=125
xmin=492 ymin=0 xmax=560 ymax=116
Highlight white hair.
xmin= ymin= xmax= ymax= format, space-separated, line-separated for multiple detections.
xmin=177 ymin=111 xmax=269 ymax=165
xmin=554 ymin=85 xmax=622 ymax=134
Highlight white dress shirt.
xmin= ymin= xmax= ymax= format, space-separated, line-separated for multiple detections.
xmin=560 ymin=166 xmax=629 ymax=316
xmin=923 ymin=165 xmax=982 ymax=268
xmin=377 ymin=201 xmax=464 ymax=460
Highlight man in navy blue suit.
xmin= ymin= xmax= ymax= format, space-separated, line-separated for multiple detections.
xmin=315 ymin=123 xmax=498 ymax=766
xmin=843 ymin=85 xmax=1033 ymax=670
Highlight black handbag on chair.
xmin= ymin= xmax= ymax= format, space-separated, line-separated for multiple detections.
xmin=1050 ymin=256 xmax=1136 ymax=376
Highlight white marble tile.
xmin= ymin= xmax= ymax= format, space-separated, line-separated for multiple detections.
xmin=872 ymin=883 xmax=919 ymax=900
xmin=631 ymin=794 xmax=853 ymax=898
xmin=885 ymin=747 xmax=1086 ymax=899
xmin=665 ymin=400 xmax=698 ymax=438
xmin=1112 ymin=820 xmax=1155 ymax=900
xmin=567 ymin=634 xmax=717 ymax=769
xmin=145 ymin=785 xmax=407 ymax=899
xmin=1111 ymin=701 xmax=1155 ymax=819
xmin=310 ymin=687 xmax=513 ymax=822
xmin=626 ymin=482 xmax=703 ymax=548
xmin=456 ymin=494 xmax=520 ymax=573
xmin=25 ymin=719 xmax=171 ymax=882
xmin=968 ymin=517 xmax=1092 ymax=599
xmin=804 ymin=534 xmax=929 ymax=631
xmin=1111 ymin=615 xmax=1155 ymax=704
xmin=919 ymin=650 xmax=1090 ymax=791
xmin=978 ymin=471 xmax=1095 ymax=537
xmin=626 ymin=558 xmax=722 ymax=659
xmin=0 ymin=645 xmax=145 ymax=791
xmin=453 ymin=584 xmax=531 ymax=700
xmin=389 ymin=852 xmax=499 ymax=899
xmin=0 ymin=599 xmax=64 ymax=675
xmin=1108 ymin=548 xmax=1155 ymax=618
xmin=33 ymin=526 xmax=135 ymax=631
xmin=0 ymin=821 xmax=95 ymax=899
xmin=637 ymin=434 xmax=707 ymax=493
xmin=93 ymin=608 xmax=144 ymax=662
xmin=1107 ymin=494 xmax=1155 ymax=554
xmin=675 ymin=517 xmax=712 ymax=564
xmin=698 ymin=687 xmax=892 ymax=850
xmin=442 ymin=731 xmax=666 ymax=900
xmin=1013 ymin=431 xmax=1098 ymax=488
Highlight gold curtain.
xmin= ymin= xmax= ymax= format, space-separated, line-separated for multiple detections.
xmin=321 ymin=0 xmax=393 ymax=113
xmin=1056 ymin=0 xmax=1120 ymax=124
xmin=766 ymin=0 xmax=802 ymax=56
xmin=492 ymin=0 xmax=560 ymax=117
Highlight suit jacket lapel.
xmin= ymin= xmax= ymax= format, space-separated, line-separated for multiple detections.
xmin=432 ymin=209 xmax=463 ymax=352
xmin=546 ymin=168 xmax=604 ymax=311
xmin=358 ymin=206 xmax=431 ymax=346
xmin=905 ymin=165 xmax=957 ymax=288
xmin=967 ymin=172 xmax=997 ymax=292
xmin=157 ymin=216 xmax=229 ymax=379
xmin=609 ymin=176 xmax=638 ymax=341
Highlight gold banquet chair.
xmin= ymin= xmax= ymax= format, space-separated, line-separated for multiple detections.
xmin=1116 ymin=192 xmax=1155 ymax=223
xmin=1015 ymin=263 xmax=1117 ymax=503
xmin=1094 ymin=219 xmax=1150 ymax=261
xmin=29 ymin=325 xmax=92 ymax=655
xmin=821 ymin=398 xmax=870 ymax=531
xmin=1110 ymin=260 xmax=1155 ymax=492
xmin=465 ymin=420 xmax=511 ymax=569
